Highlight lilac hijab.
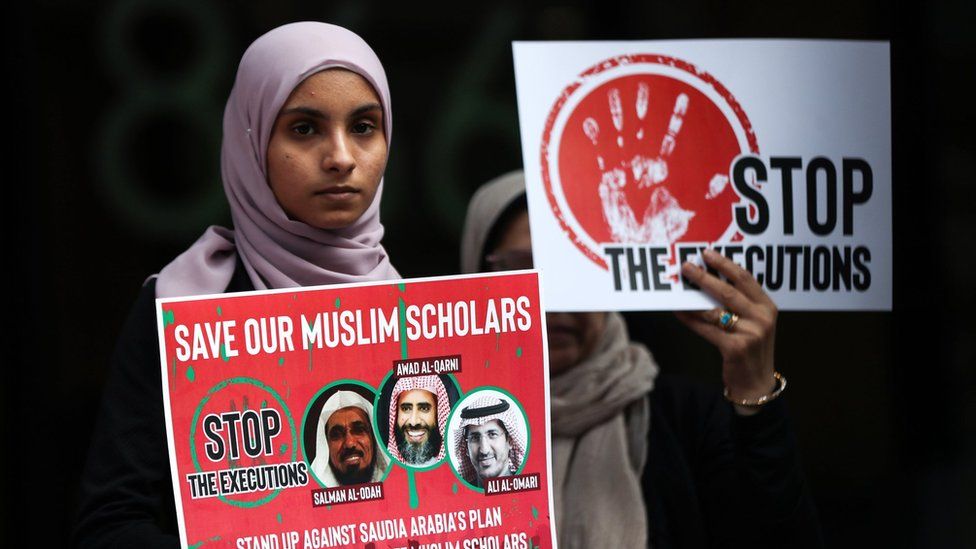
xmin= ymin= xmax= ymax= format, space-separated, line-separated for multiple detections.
xmin=155 ymin=22 xmax=399 ymax=297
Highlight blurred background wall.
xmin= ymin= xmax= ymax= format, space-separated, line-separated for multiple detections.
xmin=5 ymin=0 xmax=974 ymax=546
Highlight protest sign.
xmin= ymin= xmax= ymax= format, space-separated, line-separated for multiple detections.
xmin=513 ymin=40 xmax=891 ymax=311
xmin=156 ymin=271 xmax=555 ymax=549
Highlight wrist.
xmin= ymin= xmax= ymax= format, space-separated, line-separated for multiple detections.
xmin=724 ymin=371 xmax=787 ymax=412
xmin=725 ymin=373 xmax=778 ymax=402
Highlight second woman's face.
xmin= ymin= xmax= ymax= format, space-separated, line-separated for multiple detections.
xmin=490 ymin=210 xmax=606 ymax=376
xmin=267 ymin=69 xmax=387 ymax=230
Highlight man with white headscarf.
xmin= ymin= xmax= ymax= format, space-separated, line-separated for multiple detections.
xmin=454 ymin=395 xmax=526 ymax=488
xmin=387 ymin=375 xmax=451 ymax=467
xmin=311 ymin=390 xmax=390 ymax=487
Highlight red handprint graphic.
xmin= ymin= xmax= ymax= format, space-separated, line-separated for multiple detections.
xmin=545 ymin=56 xmax=756 ymax=268
xmin=587 ymin=84 xmax=698 ymax=243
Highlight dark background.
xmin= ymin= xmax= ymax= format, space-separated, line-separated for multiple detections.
xmin=5 ymin=0 xmax=974 ymax=546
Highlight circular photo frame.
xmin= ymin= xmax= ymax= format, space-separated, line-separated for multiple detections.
xmin=446 ymin=387 xmax=530 ymax=492
xmin=374 ymin=372 xmax=461 ymax=471
xmin=302 ymin=380 xmax=391 ymax=488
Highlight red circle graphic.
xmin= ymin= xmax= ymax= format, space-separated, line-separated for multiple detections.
xmin=540 ymin=54 xmax=759 ymax=269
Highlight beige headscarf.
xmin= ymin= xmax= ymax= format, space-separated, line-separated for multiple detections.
xmin=461 ymin=171 xmax=658 ymax=548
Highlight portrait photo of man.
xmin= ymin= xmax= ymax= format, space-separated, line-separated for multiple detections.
xmin=385 ymin=375 xmax=452 ymax=467
xmin=452 ymin=393 xmax=527 ymax=488
xmin=308 ymin=389 xmax=389 ymax=487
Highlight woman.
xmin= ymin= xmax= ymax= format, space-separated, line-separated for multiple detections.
xmin=460 ymin=171 xmax=823 ymax=548
xmin=75 ymin=22 xmax=399 ymax=547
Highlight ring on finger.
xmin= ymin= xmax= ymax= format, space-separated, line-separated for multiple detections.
xmin=717 ymin=310 xmax=739 ymax=331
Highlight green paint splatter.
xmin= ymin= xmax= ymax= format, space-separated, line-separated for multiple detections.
xmin=276 ymin=512 xmax=282 ymax=524
xmin=279 ymin=443 xmax=287 ymax=455
xmin=334 ymin=297 xmax=341 ymax=309
xmin=308 ymin=348 xmax=314 ymax=372
xmin=398 ymin=282 xmax=406 ymax=292
xmin=516 ymin=347 xmax=523 ymax=358
xmin=452 ymin=483 xmax=459 ymax=494
xmin=326 ymin=505 xmax=331 ymax=510
xmin=406 ymin=468 xmax=419 ymax=509
xmin=220 ymin=344 xmax=229 ymax=362
xmin=187 ymin=534 xmax=221 ymax=548
xmin=216 ymin=306 xmax=222 ymax=317
xmin=185 ymin=365 xmax=195 ymax=382
xmin=531 ymin=506 xmax=539 ymax=519
xmin=261 ymin=400 xmax=267 ymax=408
xmin=278 ymin=356 xmax=285 ymax=366
xmin=495 ymin=332 xmax=500 ymax=351
xmin=484 ymin=359 xmax=490 ymax=368
xmin=398 ymin=297 xmax=409 ymax=360
xmin=162 ymin=310 xmax=175 ymax=327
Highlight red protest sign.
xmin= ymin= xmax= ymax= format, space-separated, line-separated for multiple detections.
xmin=156 ymin=271 xmax=554 ymax=549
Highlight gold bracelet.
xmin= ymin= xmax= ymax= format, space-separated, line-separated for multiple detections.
xmin=723 ymin=371 xmax=787 ymax=407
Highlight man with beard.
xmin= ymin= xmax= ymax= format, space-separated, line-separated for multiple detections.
xmin=387 ymin=375 xmax=451 ymax=467
xmin=310 ymin=390 xmax=389 ymax=487
xmin=454 ymin=395 xmax=526 ymax=488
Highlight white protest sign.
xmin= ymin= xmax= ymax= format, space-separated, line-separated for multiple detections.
xmin=513 ymin=40 xmax=891 ymax=311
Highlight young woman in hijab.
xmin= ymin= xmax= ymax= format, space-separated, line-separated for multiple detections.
xmin=460 ymin=171 xmax=823 ymax=549
xmin=75 ymin=22 xmax=399 ymax=547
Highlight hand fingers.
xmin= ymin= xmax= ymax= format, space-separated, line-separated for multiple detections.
xmin=681 ymin=260 xmax=753 ymax=314
xmin=699 ymin=249 xmax=771 ymax=305
xmin=678 ymin=308 xmax=762 ymax=338
xmin=674 ymin=310 xmax=728 ymax=348
xmin=705 ymin=308 xmax=741 ymax=331
xmin=676 ymin=309 xmax=773 ymax=374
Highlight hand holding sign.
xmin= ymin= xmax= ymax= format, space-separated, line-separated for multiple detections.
xmin=675 ymin=249 xmax=778 ymax=414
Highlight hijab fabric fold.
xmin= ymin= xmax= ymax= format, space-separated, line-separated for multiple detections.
xmin=157 ymin=22 xmax=399 ymax=298
xmin=460 ymin=171 xmax=658 ymax=548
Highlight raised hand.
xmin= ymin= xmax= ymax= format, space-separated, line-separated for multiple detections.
xmin=675 ymin=249 xmax=779 ymax=415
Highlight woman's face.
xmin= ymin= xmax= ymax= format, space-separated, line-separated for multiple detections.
xmin=489 ymin=210 xmax=606 ymax=376
xmin=267 ymin=68 xmax=387 ymax=230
